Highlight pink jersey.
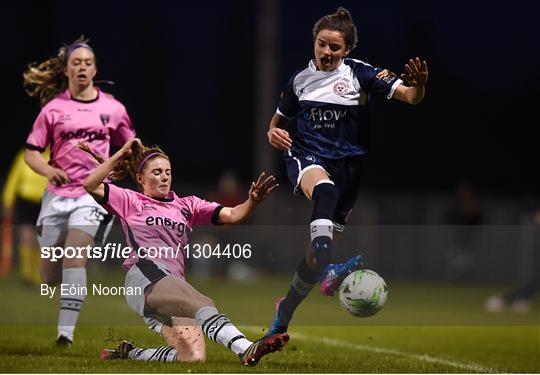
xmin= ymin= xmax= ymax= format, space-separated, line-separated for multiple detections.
xmin=102 ymin=183 xmax=221 ymax=278
xmin=26 ymin=88 xmax=135 ymax=198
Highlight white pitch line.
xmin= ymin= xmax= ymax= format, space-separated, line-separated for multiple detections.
xmin=245 ymin=328 xmax=499 ymax=373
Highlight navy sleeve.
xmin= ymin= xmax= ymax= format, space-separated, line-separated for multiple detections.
xmin=277 ymin=72 xmax=301 ymax=118
xmin=345 ymin=59 xmax=401 ymax=99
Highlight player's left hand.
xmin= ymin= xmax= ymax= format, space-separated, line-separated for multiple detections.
xmin=400 ymin=57 xmax=428 ymax=87
xmin=249 ymin=172 xmax=278 ymax=203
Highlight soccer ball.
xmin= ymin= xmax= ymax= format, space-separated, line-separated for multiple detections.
xmin=338 ymin=269 xmax=388 ymax=317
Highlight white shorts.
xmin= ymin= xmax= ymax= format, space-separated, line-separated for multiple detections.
xmin=36 ymin=189 xmax=114 ymax=247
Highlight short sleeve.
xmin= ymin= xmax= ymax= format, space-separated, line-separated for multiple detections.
xmin=189 ymin=196 xmax=222 ymax=226
xmin=347 ymin=60 xmax=403 ymax=100
xmin=111 ymin=105 xmax=136 ymax=147
xmin=26 ymin=110 xmax=51 ymax=152
xmin=276 ymin=73 xmax=300 ymax=119
xmin=100 ymin=183 xmax=138 ymax=219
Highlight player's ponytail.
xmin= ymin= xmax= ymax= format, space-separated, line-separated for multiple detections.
xmin=312 ymin=7 xmax=358 ymax=51
xmin=78 ymin=143 xmax=129 ymax=181
xmin=78 ymin=141 xmax=170 ymax=191
xmin=23 ymin=36 xmax=93 ymax=107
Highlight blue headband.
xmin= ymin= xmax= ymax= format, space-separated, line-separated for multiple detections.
xmin=64 ymin=43 xmax=93 ymax=63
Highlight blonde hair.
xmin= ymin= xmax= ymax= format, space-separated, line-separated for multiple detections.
xmin=79 ymin=142 xmax=169 ymax=192
xmin=23 ymin=36 xmax=94 ymax=107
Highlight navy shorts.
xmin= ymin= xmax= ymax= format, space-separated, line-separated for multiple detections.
xmin=283 ymin=149 xmax=363 ymax=228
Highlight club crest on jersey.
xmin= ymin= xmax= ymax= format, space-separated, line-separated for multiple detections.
xmin=142 ymin=201 xmax=155 ymax=211
xmin=100 ymin=114 xmax=111 ymax=126
xmin=57 ymin=114 xmax=72 ymax=125
xmin=181 ymin=208 xmax=192 ymax=220
xmin=333 ymin=80 xmax=348 ymax=96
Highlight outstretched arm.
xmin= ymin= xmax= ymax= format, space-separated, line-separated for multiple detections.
xmin=83 ymin=138 xmax=141 ymax=201
xmin=218 ymin=172 xmax=278 ymax=224
xmin=393 ymin=57 xmax=429 ymax=105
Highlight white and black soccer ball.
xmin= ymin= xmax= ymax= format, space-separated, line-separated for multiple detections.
xmin=338 ymin=269 xmax=388 ymax=318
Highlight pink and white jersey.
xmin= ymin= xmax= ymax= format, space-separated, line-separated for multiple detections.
xmin=26 ymin=88 xmax=135 ymax=198
xmin=101 ymin=183 xmax=222 ymax=278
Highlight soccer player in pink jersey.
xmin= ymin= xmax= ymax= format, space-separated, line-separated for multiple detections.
xmin=22 ymin=37 xmax=136 ymax=346
xmin=81 ymin=138 xmax=288 ymax=365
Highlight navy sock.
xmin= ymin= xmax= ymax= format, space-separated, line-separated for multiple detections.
xmin=277 ymin=258 xmax=320 ymax=324
xmin=310 ymin=181 xmax=339 ymax=271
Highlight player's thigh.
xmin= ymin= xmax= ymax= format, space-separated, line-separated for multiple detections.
xmin=36 ymin=194 xmax=68 ymax=284
xmin=162 ymin=317 xmax=206 ymax=362
xmin=62 ymin=228 xmax=94 ymax=269
xmin=299 ymin=167 xmax=331 ymax=200
xmin=146 ymin=275 xmax=214 ymax=318
xmin=68 ymin=196 xmax=113 ymax=246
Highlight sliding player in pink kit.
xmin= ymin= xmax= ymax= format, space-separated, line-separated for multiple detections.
xmin=23 ymin=37 xmax=135 ymax=346
xmin=81 ymin=138 xmax=288 ymax=365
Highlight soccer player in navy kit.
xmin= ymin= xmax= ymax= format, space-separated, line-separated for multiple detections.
xmin=266 ymin=7 xmax=428 ymax=335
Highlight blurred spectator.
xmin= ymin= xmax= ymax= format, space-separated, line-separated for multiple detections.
xmin=1 ymin=148 xmax=49 ymax=283
xmin=207 ymin=172 xmax=244 ymax=208
xmin=443 ymin=180 xmax=485 ymax=280
xmin=190 ymin=172 xmax=258 ymax=281
xmin=485 ymin=209 xmax=539 ymax=313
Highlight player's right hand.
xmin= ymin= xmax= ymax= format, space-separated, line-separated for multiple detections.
xmin=268 ymin=128 xmax=292 ymax=151
xmin=119 ymin=138 xmax=142 ymax=158
xmin=46 ymin=167 xmax=70 ymax=186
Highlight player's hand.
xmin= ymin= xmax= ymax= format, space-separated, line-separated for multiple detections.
xmin=119 ymin=138 xmax=142 ymax=158
xmin=45 ymin=167 xmax=70 ymax=186
xmin=400 ymin=57 xmax=428 ymax=87
xmin=268 ymin=128 xmax=292 ymax=151
xmin=249 ymin=172 xmax=278 ymax=203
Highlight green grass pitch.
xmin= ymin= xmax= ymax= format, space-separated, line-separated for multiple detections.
xmin=1 ymin=270 xmax=538 ymax=373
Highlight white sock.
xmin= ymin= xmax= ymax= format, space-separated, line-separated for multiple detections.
xmin=195 ymin=306 xmax=252 ymax=355
xmin=128 ymin=346 xmax=177 ymax=362
xmin=58 ymin=267 xmax=86 ymax=341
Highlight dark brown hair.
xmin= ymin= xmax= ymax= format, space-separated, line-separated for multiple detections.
xmin=312 ymin=7 xmax=358 ymax=51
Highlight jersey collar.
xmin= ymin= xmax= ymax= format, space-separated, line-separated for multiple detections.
xmin=308 ymin=58 xmax=347 ymax=74
xmin=67 ymin=87 xmax=101 ymax=103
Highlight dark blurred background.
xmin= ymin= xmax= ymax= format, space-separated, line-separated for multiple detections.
xmin=3 ymin=0 xmax=539 ymax=193
xmin=1 ymin=1 xmax=539 ymax=286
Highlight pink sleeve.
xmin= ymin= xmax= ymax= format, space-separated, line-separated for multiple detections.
xmin=26 ymin=110 xmax=51 ymax=151
xmin=190 ymin=196 xmax=221 ymax=226
xmin=111 ymin=105 xmax=135 ymax=147
xmin=102 ymin=183 xmax=137 ymax=219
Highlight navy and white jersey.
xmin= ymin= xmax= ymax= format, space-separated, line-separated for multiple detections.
xmin=277 ymin=58 xmax=402 ymax=159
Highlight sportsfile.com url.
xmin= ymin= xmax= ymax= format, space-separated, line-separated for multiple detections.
xmin=40 ymin=243 xmax=252 ymax=262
